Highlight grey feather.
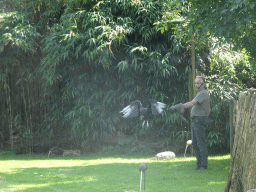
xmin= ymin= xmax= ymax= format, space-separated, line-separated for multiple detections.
xmin=149 ymin=99 xmax=166 ymax=115
xmin=120 ymin=100 xmax=144 ymax=118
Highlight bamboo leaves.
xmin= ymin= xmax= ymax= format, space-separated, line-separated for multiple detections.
xmin=0 ymin=0 xmax=193 ymax=152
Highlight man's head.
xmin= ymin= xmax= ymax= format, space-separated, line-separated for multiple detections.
xmin=195 ymin=76 xmax=206 ymax=91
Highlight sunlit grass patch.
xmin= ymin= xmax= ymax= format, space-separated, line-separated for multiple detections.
xmin=0 ymin=153 xmax=230 ymax=192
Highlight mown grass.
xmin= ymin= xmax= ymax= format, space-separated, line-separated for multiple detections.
xmin=0 ymin=151 xmax=230 ymax=192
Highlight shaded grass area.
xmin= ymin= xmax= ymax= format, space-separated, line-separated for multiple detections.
xmin=0 ymin=152 xmax=230 ymax=192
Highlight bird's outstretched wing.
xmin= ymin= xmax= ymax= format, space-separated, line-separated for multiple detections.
xmin=149 ymin=99 xmax=166 ymax=115
xmin=120 ymin=100 xmax=142 ymax=118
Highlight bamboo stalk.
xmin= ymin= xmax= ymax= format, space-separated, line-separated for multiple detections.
xmin=22 ymin=80 xmax=30 ymax=153
xmin=27 ymin=82 xmax=33 ymax=153
xmin=6 ymin=75 xmax=13 ymax=151
xmin=189 ymin=34 xmax=196 ymax=156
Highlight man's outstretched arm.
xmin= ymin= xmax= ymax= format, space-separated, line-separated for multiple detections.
xmin=183 ymin=99 xmax=198 ymax=108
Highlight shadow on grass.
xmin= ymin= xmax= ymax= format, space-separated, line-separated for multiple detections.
xmin=0 ymin=153 xmax=230 ymax=192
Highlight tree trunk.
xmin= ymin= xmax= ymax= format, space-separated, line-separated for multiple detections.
xmin=225 ymin=89 xmax=256 ymax=192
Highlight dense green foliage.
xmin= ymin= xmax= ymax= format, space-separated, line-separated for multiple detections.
xmin=154 ymin=0 xmax=256 ymax=153
xmin=186 ymin=0 xmax=256 ymax=67
xmin=0 ymin=0 xmax=255 ymax=154
xmin=185 ymin=0 xmax=256 ymax=152
xmin=40 ymin=0 xmax=192 ymax=150
xmin=0 ymin=0 xmax=191 ymax=153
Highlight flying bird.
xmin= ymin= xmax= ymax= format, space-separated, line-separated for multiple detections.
xmin=120 ymin=99 xmax=166 ymax=126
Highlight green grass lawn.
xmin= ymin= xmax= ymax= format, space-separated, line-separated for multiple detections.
xmin=0 ymin=151 xmax=230 ymax=192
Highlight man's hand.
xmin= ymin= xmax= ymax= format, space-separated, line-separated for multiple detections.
xmin=170 ymin=103 xmax=185 ymax=113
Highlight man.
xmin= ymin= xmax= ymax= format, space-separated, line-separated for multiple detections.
xmin=170 ymin=76 xmax=211 ymax=170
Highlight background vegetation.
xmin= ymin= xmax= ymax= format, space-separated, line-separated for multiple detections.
xmin=0 ymin=0 xmax=255 ymax=155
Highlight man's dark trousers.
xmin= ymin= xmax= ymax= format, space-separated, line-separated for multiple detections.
xmin=192 ymin=116 xmax=208 ymax=168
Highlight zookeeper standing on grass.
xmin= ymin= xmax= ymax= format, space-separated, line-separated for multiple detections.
xmin=170 ymin=76 xmax=211 ymax=170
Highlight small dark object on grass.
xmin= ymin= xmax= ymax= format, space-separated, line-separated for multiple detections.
xmin=63 ymin=150 xmax=81 ymax=156
xmin=48 ymin=147 xmax=64 ymax=158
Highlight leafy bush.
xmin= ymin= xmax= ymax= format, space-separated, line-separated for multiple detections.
xmin=1 ymin=0 xmax=255 ymax=155
xmin=0 ymin=150 xmax=16 ymax=156
xmin=204 ymin=43 xmax=254 ymax=153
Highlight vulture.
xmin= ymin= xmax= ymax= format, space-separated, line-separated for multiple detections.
xmin=120 ymin=99 xmax=166 ymax=126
